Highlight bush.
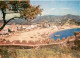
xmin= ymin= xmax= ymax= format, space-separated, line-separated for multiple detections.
xmin=0 ymin=47 xmax=80 ymax=58
xmin=74 ymin=39 xmax=80 ymax=50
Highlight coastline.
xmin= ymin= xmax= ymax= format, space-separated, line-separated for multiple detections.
xmin=0 ymin=25 xmax=79 ymax=47
xmin=2 ymin=25 xmax=80 ymax=41
xmin=50 ymin=27 xmax=80 ymax=40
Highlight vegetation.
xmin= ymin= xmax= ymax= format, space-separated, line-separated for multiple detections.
xmin=74 ymin=32 xmax=80 ymax=50
xmin=74 ymin=39 xmax=80 ymax=50
xmin=0 ymin=47 xmax=80 ymax=58
xmin=0 ymin=0 xmax=42 ymax=31
xmin=20 ymin=5 xmax=42 ymax=24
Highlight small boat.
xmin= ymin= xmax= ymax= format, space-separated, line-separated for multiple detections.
xmin=54 ymin=35 xmax=60 ymax=37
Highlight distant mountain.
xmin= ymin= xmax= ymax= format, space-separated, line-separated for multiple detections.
xmin=9 ymin=19 xmax=27 ymax=25
xmin=0 ymin=19 xmax=27 ymax=25
xmin=0 ymin=14 xmax=80 ymax=25
xmin=32 ymin=14 xmax=80 ymax=25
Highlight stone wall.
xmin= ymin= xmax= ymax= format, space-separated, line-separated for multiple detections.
xmin=0 ymin=35 xmax=76 ymax=45
xmin=55 ymin=35 xmax=75 ymax=42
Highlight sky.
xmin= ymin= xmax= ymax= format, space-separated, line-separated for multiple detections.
xmin=31 ymin=0 xmax=80 ymax=16
xmin=0 ymin=0 xmax=80 ymax=20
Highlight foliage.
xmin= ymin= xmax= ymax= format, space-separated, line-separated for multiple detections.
xmin=20 ymin=5 xmax=43 ymax=24
xmin=74 ymin=39 xmax=80 ymax=49
xmin=20 ymin=5 xmax=42 ymax=19
xmin=0 ymin=47 xmax=80 ymax=58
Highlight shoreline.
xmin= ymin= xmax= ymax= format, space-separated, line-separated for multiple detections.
xmin=0 ymin=25 xmax=79 ymax=47
xmin=48 ymin=26 xmax=80 ymax=39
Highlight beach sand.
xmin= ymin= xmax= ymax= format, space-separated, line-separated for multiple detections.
xmin=5 ymin=27 xmax=55 ymax=42
xmin=3 ymin=25 xmax=80 ymax=42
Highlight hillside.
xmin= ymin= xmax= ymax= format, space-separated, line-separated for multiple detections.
xmin=32 ymin=14 xmax=80 ymax=25
xmin=0 ymin=14 xmax=80 ymax=25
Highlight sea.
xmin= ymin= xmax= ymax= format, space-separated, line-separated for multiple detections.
xmin=51 ymin=28 xmax=80 ymax=41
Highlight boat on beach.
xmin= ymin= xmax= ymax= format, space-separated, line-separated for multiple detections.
xmin=54 ymin=35 xmax=60 ymax=37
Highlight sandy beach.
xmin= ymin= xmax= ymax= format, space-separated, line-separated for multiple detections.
xmin=3 ymin=25 xmax=80 ymax=42
xmin=4 ymin=27 xmax=55 ymax=42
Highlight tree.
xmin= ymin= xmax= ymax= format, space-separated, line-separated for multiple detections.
xmin=20 ymin=5 xmax=43 ymax=24
xmin=0 ymin=0 xmax=42 ymax=31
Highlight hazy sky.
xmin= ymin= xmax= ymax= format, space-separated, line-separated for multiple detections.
xmin=31 ymin=0 xmax=80 ymax=15
xmin=0 ymin=0 xmax=80 ymax=20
